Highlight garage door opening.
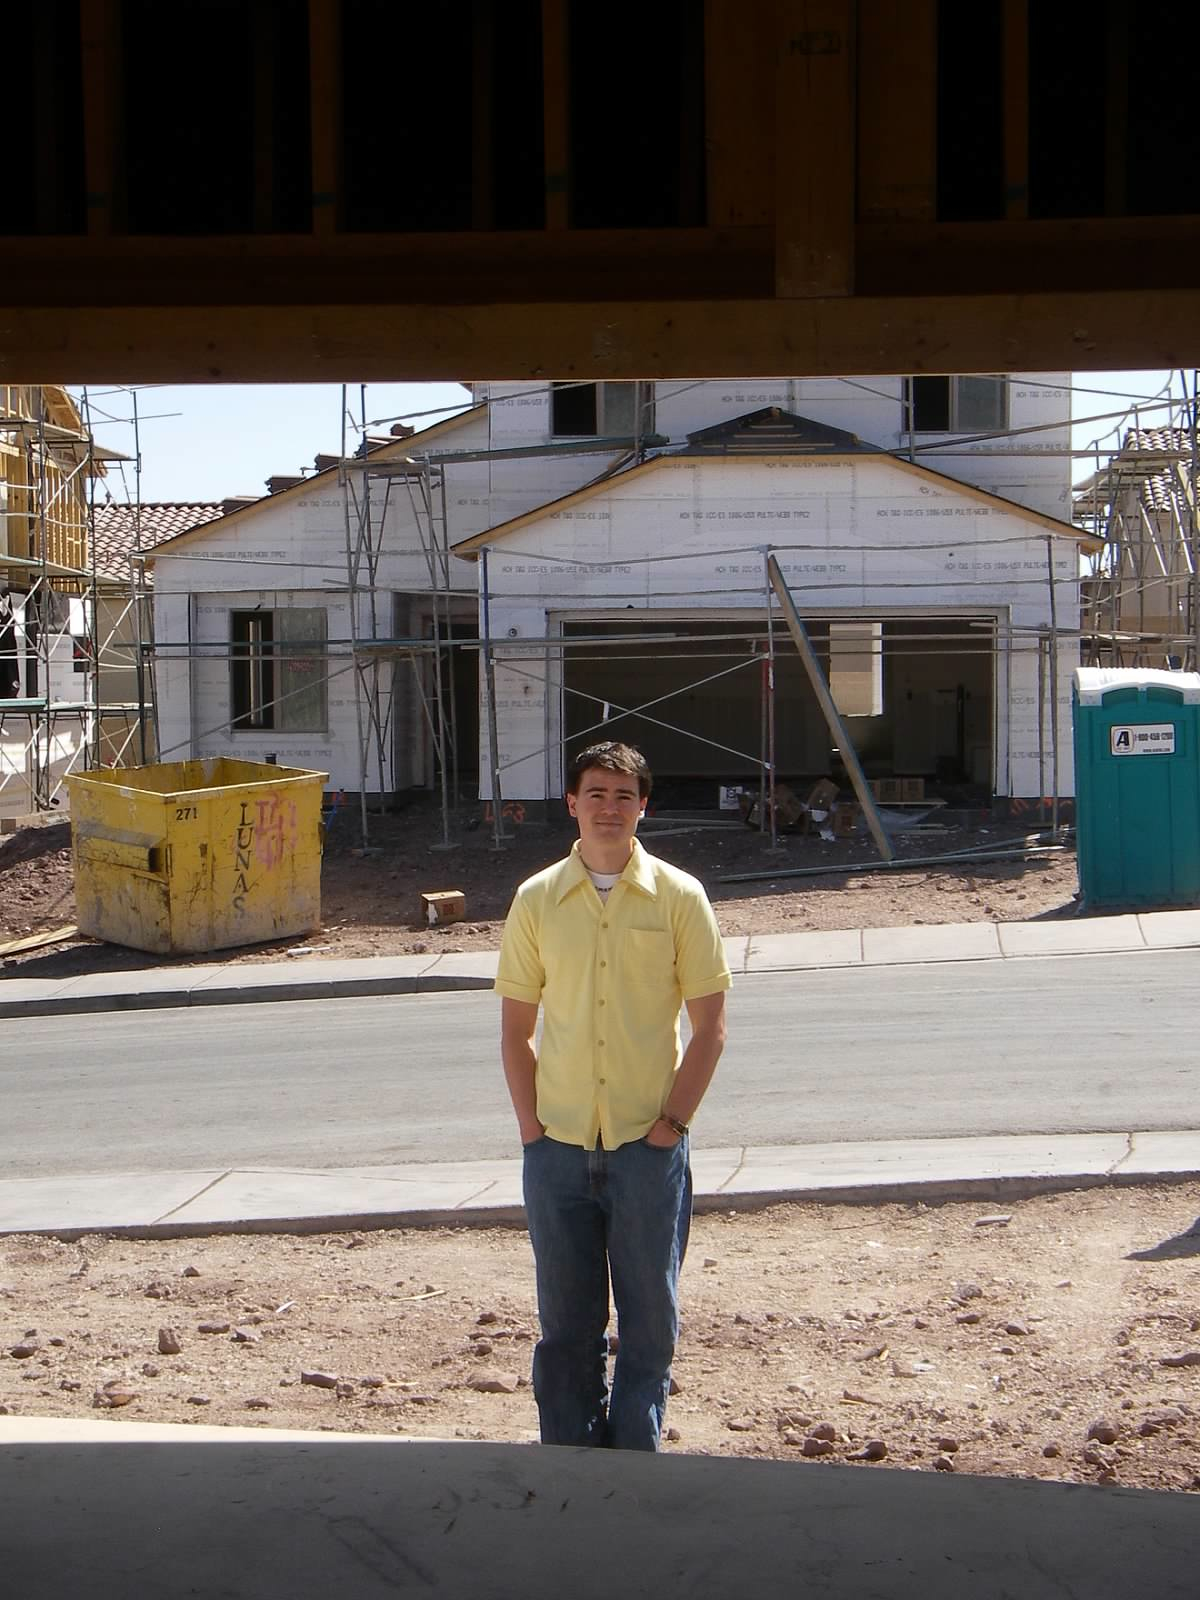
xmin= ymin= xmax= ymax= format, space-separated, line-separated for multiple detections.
xmin=559 ymin=615 xmax=995 ymax=803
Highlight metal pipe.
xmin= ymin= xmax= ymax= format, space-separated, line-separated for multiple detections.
xmin=1045 ymin=537 xmax=1061 ymax=835
xmin=717 ymin=844 xmax=1064 ymax=886
xmin=339 ymin=383 xmax=371 ymax=848
xmin=480 ymin=548 xmax=506 ymax=848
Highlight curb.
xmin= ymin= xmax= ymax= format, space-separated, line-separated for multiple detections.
xmin=0 ymin=971 xmax=493 ymax=1020
xmin=6 ymin=932 xmax=1198 ymax=1020
xmin=10 ymin=1165 xmax=1199 ymax=1244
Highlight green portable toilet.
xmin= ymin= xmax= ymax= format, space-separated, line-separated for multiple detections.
xmin=1073 ymin=667 xmax=1200 ymax=910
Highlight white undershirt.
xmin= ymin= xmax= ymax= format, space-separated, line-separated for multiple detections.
xmin=586 ymin=868 xmax=623 ymax=902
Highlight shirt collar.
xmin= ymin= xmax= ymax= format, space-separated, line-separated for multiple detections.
xmin=553 ymin=837 xmax=658 ymax=903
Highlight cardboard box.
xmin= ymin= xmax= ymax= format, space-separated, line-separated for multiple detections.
xmin=805 ymin=779 xmax=840 ymax=814
xmin=833 ymin=802 xmax=859 ymax=837
xmin=421 ymin=890 xmax=465 ymax=926
xmin=900 ymin=777 xmax=926 ymax=802
xmin=718 ymin=785 xmax=745 ymax=811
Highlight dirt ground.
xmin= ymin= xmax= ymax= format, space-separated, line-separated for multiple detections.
xmin=3 ymin=1186 xmax=1199 ymax=1491
xmin=0 ymin=797 xmax=1079 ymax=977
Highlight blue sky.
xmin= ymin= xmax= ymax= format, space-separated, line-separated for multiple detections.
xmin=74 ymin=371 xmax=1193 ymax=507
xmin=77 ymin=381 xmax=473 ymax=506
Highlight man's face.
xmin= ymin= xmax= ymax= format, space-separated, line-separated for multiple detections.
xmin=566 ymin=766 xmax=646 ymax=856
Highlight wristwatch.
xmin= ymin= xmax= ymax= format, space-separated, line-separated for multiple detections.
xmin=661 ymin=1113 xmax=689 ymax=1138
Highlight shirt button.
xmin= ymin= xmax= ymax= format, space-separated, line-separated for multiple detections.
xmin=597 ymin=1039 xmax=605 ymax=1047
xmin=598 ymin=998 xmax=605 ymax=1007
xmin=599 ymin=959 xmax=607 ymax=968
xmin=598 ymin=1077 xmax=606 ymax=1085
xmin=601 ymin=921 xmax=609 ymax=929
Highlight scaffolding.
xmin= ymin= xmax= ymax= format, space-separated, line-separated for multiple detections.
xmin=0 ymin=386 xmax=147 ymax=822
xmin=1073 ymin=376 xmax=1200 ymax=670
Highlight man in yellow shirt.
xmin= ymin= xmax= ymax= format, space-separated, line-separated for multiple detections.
xmin=496 ymin=741 xmax=730 ymax=1450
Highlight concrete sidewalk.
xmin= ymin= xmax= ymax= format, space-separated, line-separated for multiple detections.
xmin=3 ymin=1127 xmax=1198 ymax=1240
xmin=5 ymin=906 xmax=1200 ymax=1019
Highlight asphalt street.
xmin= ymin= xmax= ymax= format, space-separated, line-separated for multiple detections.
xmin=6 ymin=946 xmax=1197 ymax=1180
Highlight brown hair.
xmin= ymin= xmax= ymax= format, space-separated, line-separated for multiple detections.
xmin=566 ymin=741 xmax=652 ymax=800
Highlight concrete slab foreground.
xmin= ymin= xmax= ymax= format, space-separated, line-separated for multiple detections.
xmin=2 ymin=1433 xmax=1194 ymax=1599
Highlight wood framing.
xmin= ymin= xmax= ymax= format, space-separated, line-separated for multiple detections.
xmin=1 ymin=3 xmax=1198 ymax=382
xmin=1002 ymin=0 xmax=1029 ymax=222
xmin=78 ymin=0 xmax=121 ymax=237
xmin=308 ymin=0 xmax=342 ymax=235
xmin=541 ymin=0 xmax=570 ymax=232
xmin=856 ymin=0 xmax=936 ymax=223
xmin=704 ymin=0 xmax=774 ymax=227
xmin=775 ymin=0 xmax=855 ymax=298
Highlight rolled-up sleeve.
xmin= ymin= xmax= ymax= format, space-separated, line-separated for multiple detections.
xmin=672 ymin=890 xmax=732 ymax=1001
xmin=494 ymin=889 xmax=545 ymax=1004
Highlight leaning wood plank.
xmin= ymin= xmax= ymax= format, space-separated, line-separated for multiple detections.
xmin=0 ymin=925 xmax=78 ymax=957
xmin=766 ymin=556 xmax=893 ymax=860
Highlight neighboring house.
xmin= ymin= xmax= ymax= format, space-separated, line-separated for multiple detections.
xmin=1 ymin=386 xmax=103 ymax=817
xmin=89 ymin=500 xmax=223 ymax=762
xmin=148 ymin=376 xmax=1094 ymax=806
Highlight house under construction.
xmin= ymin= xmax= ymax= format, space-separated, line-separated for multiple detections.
xmin=144 ymin=372 xmax=1105 ymax=840
xmin=1074 ymin=401 xmax=1200 ymax=670
xmin=0 ymin=386 xmax=146 ymax=822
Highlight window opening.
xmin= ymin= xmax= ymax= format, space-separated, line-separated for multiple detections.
xmin=231 ymin=607 xmax=326 ymax=731
xmin=550 ymin=381 xmax=650 ymax=438
xmin=904 ymin=376 xmax=1007 ymax=433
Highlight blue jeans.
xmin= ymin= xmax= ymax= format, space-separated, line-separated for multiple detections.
xmin=522 ymin=1132 xmax=692 ymax=1451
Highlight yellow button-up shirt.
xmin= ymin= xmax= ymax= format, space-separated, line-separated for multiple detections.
xmin=495 ymin=838 xmax=732 ymax=1150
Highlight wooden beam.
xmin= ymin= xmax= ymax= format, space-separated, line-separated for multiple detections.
xmin=308 ymin=0 xmax=342 ymax=234
xmin=252 ymin=1 xmax=278 ymax=233
xmin=775 ymin=0 xmax=855 ymax=298
xmin=31 ymin=7 xmax=63 ymax=232
xmin=471 ymin=0 xmax=495 ymax=231
xmin=1104 ymin=2 xmax=1128 ymax=216
xmin=3 ymin=287 xmax=1200 ymax=383
xmin=856 ymin=215 xmax=1200 ymax=297
xmin=3 ymin=213 xmax=1199 ymax=308
xmin=0 ymin=227 xmax=773 ymax=306
xmin=1002 ymin=0 xmax=1029 ymax=221
xmin=704 ymin=2 xmax=774 ymax=227
xmin=541 ymin=0 xmax=570 ymax=231
xmin=78 ymin=0 xmax=121 ymax=236
xmin=856 ymin=0 xmax=935 ymax=222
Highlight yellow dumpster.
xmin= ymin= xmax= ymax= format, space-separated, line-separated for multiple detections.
xmin=66 ymin=757 xmax=328 ymax=955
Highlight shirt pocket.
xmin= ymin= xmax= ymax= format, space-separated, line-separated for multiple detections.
xmin=622 ymin=928 xmax=676 ymax=988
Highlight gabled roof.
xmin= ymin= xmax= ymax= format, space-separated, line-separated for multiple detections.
xmin=91 ymin=502 xmax=224 ymax=582
xmin=683 ymin=406 xmax=877 ymax=455
xmin=144 ymin=403 xmax=484 ymax=560
xmin=452 ymin=409 xmax=1101 ymax=557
